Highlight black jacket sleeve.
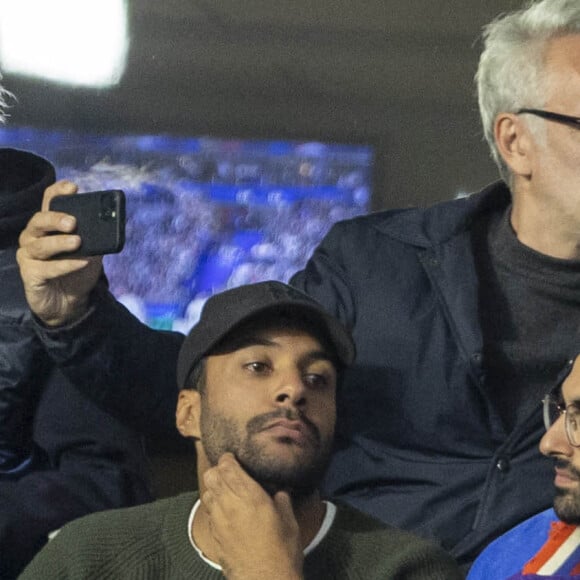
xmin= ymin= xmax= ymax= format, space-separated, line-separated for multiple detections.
xmin=0 ymin=260 xmax=154 ymax=578
xmin=0 ymin=313 xmax=153 ymax=578
xmin=289 ymin=220 xmax=358 ymax=329
xmin=33 ymin=281 xmax=184 ymax=438
xmin=0 ymin=366 xmax=153 ymax=578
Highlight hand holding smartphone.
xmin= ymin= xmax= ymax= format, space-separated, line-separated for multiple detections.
xmin=49 ymin=189 xmax=126 ymax=257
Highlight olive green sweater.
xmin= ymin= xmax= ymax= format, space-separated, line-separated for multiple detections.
xmin=20 ymin=492 xmax=461 ymax=579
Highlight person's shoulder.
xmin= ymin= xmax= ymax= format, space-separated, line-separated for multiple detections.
xmin=55 ymin=491 xmax=196 ymax=544
xmin=333 ymin=502 xmax=441 ymax=549
xmin=326 ymin=180 xmax=510 ymax=247
xmin=308 ymin=503 xmax=463 ymax=579
xmin=467 ymin=508 xmax=556 ymax=580
xmin=21 ymin=492 xmax=199 ymax=578
xmin=476 ymin=507 xmax=556 ymax=557
xmin=327 ymin=206 xmax=415 ymax=235
xmin=334 ymin=504 xmax=460 ymax=559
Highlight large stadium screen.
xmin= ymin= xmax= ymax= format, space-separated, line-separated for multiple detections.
xmin=1 ymin=126 xmax=373 ymax=332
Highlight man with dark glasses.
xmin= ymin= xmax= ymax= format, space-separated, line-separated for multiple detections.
xmin=469 ymin=358 xmax=580 ymax=579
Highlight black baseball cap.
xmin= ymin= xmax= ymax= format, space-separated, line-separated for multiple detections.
xmin=176 ymin=281 xmax=355 ymax=389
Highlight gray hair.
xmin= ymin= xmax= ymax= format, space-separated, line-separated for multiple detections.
xmin=476 ymin=0 xmax=580 ymax=181
xmin=0 ymin=74 xmax=15 ymax=124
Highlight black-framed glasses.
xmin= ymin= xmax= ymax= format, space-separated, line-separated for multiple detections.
xmin=517 ymin=108 xmax=580 ymax=131
xmin=542 ymin=393 xmax=580 ymax=447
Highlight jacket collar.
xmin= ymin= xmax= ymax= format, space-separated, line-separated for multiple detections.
xmin=372 ymin=180 xmax=512 ymax=248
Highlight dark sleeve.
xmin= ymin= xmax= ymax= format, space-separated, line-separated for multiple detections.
xmin=0 ymin=314 xmax=40 ymax=471
xmin=33 ymin=281 xmax=184 ymax=437
xmin=0 ymin=255 xmax=153 ymax=577
xmin=289 ymin=220 xmax=357 ymax=328
xmin=0 ymin=366 xmax=153 ymax=579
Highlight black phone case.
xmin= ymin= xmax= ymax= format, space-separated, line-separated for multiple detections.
xmin=49 ymin=190 xmax=126 ymax=256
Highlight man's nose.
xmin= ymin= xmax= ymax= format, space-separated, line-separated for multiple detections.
xmin=274 ymin=369 xmax=307 ymax=407
xmin=540 ymin=414 xmax=573 ymax=458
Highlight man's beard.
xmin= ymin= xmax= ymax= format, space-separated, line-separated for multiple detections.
xmin=553 ymin=459 xmax=580 ymax=525
xmin=200 ymin=402 xmax=333 ymax=499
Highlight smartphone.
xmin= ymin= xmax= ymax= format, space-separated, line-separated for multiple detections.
xmin=49 ymin=189 xmax=126 ymax=257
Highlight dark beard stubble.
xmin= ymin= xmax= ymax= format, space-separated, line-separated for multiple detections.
xmin=200 ymin=403 xmax=333 ymax=499
xmin=553 ymin=459 xmax=580 ymax=525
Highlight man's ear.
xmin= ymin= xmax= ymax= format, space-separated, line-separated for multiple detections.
xmin=494 ymin=113 xmax=534 ymax=178
xmin=176 ymin=390 xmax=201 ymax=439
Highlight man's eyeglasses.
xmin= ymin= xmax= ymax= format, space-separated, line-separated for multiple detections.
xmin=542 ymin=393 xmax=580 ymax=447
xmin=517 ymin=108 xmax=580 ymax=131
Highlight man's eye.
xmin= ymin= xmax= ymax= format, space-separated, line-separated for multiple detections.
xmin=245 ymin=362 xmax=269 ymax=373
xmin=569 ymin=410 xmax=580 ymax=431
xmin=304 ymin=374 xmax=330 ymax=389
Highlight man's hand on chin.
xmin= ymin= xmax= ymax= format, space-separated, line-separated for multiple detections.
xmin=201 ymin=453 xmax=304 ymax=580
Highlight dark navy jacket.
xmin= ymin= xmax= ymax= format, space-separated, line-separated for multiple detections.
xmin=291 ymin=180 xmax=556 ymax=565
xmin=33 ymin=180 xmax=560 ymax=568
xmin=0 ymin=149 xmax=153 ymax=579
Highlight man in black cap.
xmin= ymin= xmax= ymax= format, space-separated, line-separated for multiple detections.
xmin=21 ymin=281 xmax=461 ymax=580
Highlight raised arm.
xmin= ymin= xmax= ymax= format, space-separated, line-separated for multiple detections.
xmin=17 ymin=180 xmax=184 ymax=436
xmin=16 ymin=180 xmax=102 ymax=327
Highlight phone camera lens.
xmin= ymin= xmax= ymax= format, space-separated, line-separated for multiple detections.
xmin=99 ymin=192 xmax=117 ymax=221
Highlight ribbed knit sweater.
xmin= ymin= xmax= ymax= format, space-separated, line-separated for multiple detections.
xmin=20 ymin=491 xmax=462 ymax=579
